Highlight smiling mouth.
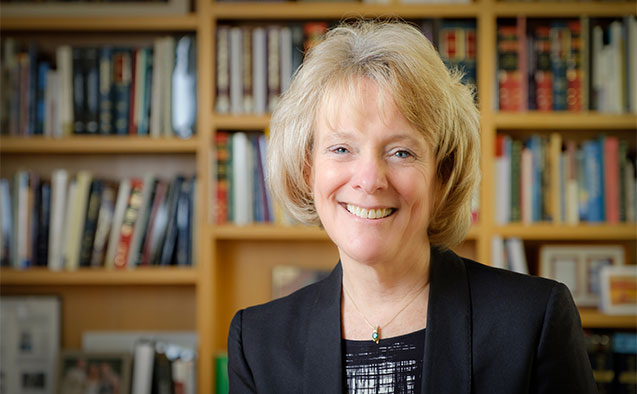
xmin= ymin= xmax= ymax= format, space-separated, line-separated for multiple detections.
xmin=345 ymin=203 xmax=396 ymax=220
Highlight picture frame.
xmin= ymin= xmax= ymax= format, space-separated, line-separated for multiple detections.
xmin=0 ymin=295 xmax=61 ymax=394
xmin=57 ymin=351 xmax=132 ymax=394
xmin=599 ymin=265 xmax=637 ymax=315
xmin=1 ymin=0 xmax=189 ymax=17
xmin=539 ymin=245 xmax=625 ymax=307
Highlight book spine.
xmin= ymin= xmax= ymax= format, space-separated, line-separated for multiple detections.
xmin=216 ymin=26 xmax=231 ymax=114
xmin=175 ymin=177 xmax=193 ymax=266
xmin=498 ymin=24 xmax=522 ymax=111
xmin=90 ymin=183 xmax=116 ymax=268
xmin=584 ymin=141 xmax=604 ymax=222
xmin=112 ymin=178 xmax=144 ymax=269
xmin=36 ymin=61 xmax=49 ymax=135
xmin=603 ymin=137 xmax=620 ymax=223
xmin=162 ymin=37 xmax=175 ymax=137
xmin=84 ymin=47 xmax=100 ymax=134
xmin=126 ymin=174 xmax=156 ymax=268
xmin=550 ymin=22 xmax=568 ymax=111
xmin=113 ymin=49 xmax=132 ymax=135
xmin=158 ymin=176 xmax=184 ymax=266
xmin=619 ymin=140 xmax=628 ymax=222
xmin=171 ymin=35 xmax=197 ymax=139
xmin=128 ymin=48 xmax=138 ymax=135
xmin=140 ymin=180 xmax=167 ymax=267
xmin=534 ymin=26 xmax=553 ymax=111
xmin=65 ymin=171 xmax=92 ymax=271
xmin=72 ymin=48 xmax=86 ymax=134
xmin=78 ymin=179 xmax=102 ymax=267
xmin=216 ymin=131 xmax=230 ymax=224
xmin=242 ymin=26 xmax=253 ymax=114
xmin=104 ymin=178 xmax=131 ymax=269
xmin=510 ymin=139 xmax=522 ymax=222
xmin=252 ymin=27 xmax=267 ymax=115
xmin=150 ymin=38 xmax=164 ymax=137
xmin=99 ymin=47 xmax=113 ymax=135
xmin=267 ymin=25 xmax=281 ymax=113
xmin=567 ymin=20 xmax=583 ymax=112
xmin=230 ymin=27 xmax=243 ymax=115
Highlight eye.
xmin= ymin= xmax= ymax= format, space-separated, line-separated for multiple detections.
xmin=392 ymin=150 xmax=413 ymax=159
xmin=330 ymin=146 xmax=350 ymax=154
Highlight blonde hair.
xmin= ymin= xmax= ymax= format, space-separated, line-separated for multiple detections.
xmin=267 ymin=19 xmax=480 ymax=249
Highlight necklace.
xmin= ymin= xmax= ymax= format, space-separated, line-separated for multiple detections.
xmin=343 ymin=283 xmax=425 ymax=344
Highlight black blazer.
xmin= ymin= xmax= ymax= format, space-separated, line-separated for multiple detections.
xmin=228 ymin=248 xmax=597 ymax=393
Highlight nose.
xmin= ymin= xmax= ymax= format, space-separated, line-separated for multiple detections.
xmin=352 ymin=154 xmax=388 ymax=193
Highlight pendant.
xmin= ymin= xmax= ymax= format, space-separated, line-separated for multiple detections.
xmin=372 ymin=327 xmax=380 ymax=344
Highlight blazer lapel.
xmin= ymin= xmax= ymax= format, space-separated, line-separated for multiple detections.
xmin=303 ymin=262 xmax=344 ymax=394
xmin=422 ymin=248 xmax=472 ymax=394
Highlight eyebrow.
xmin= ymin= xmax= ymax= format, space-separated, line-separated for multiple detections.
xmin=322 ymin=129 xmax=424 ymax=147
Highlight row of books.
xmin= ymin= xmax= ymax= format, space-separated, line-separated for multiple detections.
xmin=0 ymin=35 xmax=197 ymax=138
xmin=494 ymin=133 xmax=636 ymax=224
xmin=586 ymin=331 xmax=637 ymax=394
xmin=490 ymin=236 xmax=529 ymax=274
xmin=215 ymin=130 xmax=289 ymax=226
xmin=0 ymin=171 xmax=196 ymax=270
xmin=215 ymin=19 xmax=476 ymax=115
xmin=497 ymin=16 xmax=637 ymax=113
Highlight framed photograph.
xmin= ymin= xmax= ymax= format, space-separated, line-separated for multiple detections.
xmin=0 ymin=296 xmax=60 ymax=394
xmin=57 ymin=351 xmax=132 ymax=394
xmin=539 ymin=245 xmax=625 ymax=307
xmin=272 ymin=265 xmax=330 ymax=300
xmin=599 ymin=265 xmax=637 ymax=315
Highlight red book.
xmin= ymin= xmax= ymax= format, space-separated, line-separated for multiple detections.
xmin=604 ymin=137 xmax=620 ymax=223
xmin=498 ymin=25 xmax=522 ymax=111
xmin=128 ymin=48 xmax=138 ymax=135
xmin=534 ymin=26 xmax=553 ymax=111
xmin=216 ymin=131 xmax=230 ymax=224
xmin=113 ymin=178 xmax=144 ymax=269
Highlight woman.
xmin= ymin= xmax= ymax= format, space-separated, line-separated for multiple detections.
xmin=228 ymin=20 xmax=596 ymax=393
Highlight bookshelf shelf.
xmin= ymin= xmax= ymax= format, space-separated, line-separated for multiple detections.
xmin=579 ymin=309 xmax=637 ymax=329
xmin=0 ymin=267 xmax=198 ymax=286
xmin=493 ymin=2 xmax=637 ymax=18
xmin=494 ymin=224 xmax=637 ymax=240
xmin=493 ymin=112 xmax=637 ymax=130
xmin=213 ymin=114 xmax=271 ymax=130
xmin=0 ymin=136 xmax=199 ymax=154
xmin=0 ymin=15 xmax=198 ymax=31
xmin=211 ymin=2 xmax=481 ymax=20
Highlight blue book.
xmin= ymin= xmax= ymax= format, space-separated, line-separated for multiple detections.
xmin=99 ymin=47 xmax=114 ymax=135
xmin=112 ymin=49 xmax=131 ymax=135
xmin=550 ymin=22 xmax=568 ymax=111
xmin=529 ymin=136 xmax=543 ymax=222
xmin=27 ymin=43 xmax=38 ymax=135
xmin=584 ymin=140 xmax=604 ymax=222
xmin=0 ymin=179 xmax=12 ymax=267
xmin=138 ymin=47 xmax=152 ymax=136
xmin=576 ymin=148 xmax=588 ymax=221
xmin=84 ymin=47 xmax=100 ymax=134
xmin=36 ymin=61 xmax=49 ymax=135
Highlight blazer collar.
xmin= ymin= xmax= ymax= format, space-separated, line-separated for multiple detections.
xmin=302 ymin=248 xmax=473 ymax=394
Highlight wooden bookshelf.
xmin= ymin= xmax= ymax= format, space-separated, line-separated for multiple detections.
xmin=0 ymin=136 xmax=199 ymax=154
xmin=0 ymin=267 xmax=198 ymax=285
xmin=2 ymin=2 xmax=636 ymax=393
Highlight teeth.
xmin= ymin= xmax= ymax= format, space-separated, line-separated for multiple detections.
xmin=346 ymin=204 xmax=393 ymax=219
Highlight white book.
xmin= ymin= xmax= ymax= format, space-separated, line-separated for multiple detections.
xmin=44 ymin=70 xmax=60 ymax=137
xmin=216 ymin=26 xmax=230 ymax=114
xmin=61 ymin=180 xmax=76 ymax=271
xmin=127 ymin=174 xmax=156 ymax=268
xmin=627 ymin=16 xmax=637 ymax=114
xmin=495 ymin=154 xmax=510 ymax=225
xmin=48 ymin=169 xmax=68 ymax=271
xmin=252 ymin=27 xmax=267 ymax=115
xmin=230 ymin=27 xmax=243 ymax=115
xmin=104 ymin=178 xmax=131 ymax=269
xmin=162 ymin=36 xmax=175 ymax=137
xmin=65 ymin=171 xmax=92 ymax=271
xmin=232 ymin=132 xmax=253 ymax=225
xmin=505 ymin=237 xmax=528 ymax=275
xmin=626 ymin=161 xmax=635 ymax=222
xmin=0 ymin=179 xmax=11 ymax=266
xmin=280 ymin=26 xmax=292 ymax=94
xmin=150 ymin=38 xmax=164 ymax=137
xmin=131 ymin=341 xmax=155 ymax=394
xmin=490 ymin=236 xmax=506 ymax=270
xmin=56 ymin=45 xmax=73 ymax=136
xmin=521 ymin=148 xmax=533 ymax=224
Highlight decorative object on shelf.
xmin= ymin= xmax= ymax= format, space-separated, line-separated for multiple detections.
xmin=0 ymin=296 xmax=60 ymax=394
xmin=539 ymin=244 xmax=625 ymax=307
xmin=271 ymin=265 xmax=329 ymax=299
xmin=56 ymin=350 xmax=131 ymax=394
xmin=599 ymin=265 xmax=637 ymax=315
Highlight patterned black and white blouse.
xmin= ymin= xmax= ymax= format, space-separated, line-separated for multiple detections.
xmin=343 ymin=329 xmax=426 ymax=394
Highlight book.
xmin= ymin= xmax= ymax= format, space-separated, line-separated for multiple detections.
xmin=0 ymin=179 xmax=12 ymax=267
xmin=267 ymin=25 xmax=281 ymax=113
xmin=99 ymin=46 xmax=114 ymax=135
xmin=175 ymin=177 xmax=193 ymax=266
xmin=215 ymin=131 xmax=231 ymax=224
xmin=231 ymin=132 xmax=253 ymax=225
xmin=90 ymin=181 xmax=117 ymax=267
xmin=242 ymin=25 xmax=253 ymax=113
xmin=498 ymin=23 xmax=522 ymax=111
xmin=127 ymin=174 xmax=157 ymax=268
xmin=158 ymin=176 xmax=184 ymax=266
xmin=216 ymin=26 xmax=231 ymax=114
xmin=48 ymin=169 xmax=68 ymax=271
xmin=112 ymin=49 xmax=132 ymax=135
xmin=230 ymin=27 xmax=243 ymax=115
xmin=84 ymin=47 xmax=100 ymax=134
xmin=171 ymin=35 xmax=197 ymax=139
xmin=140 ymin=180 xmax=168 ymax=267
xmin=112 ymin=178 xmax=144 ymax=269
xmin=64 ymin=171 xmax=92 ymax=271
xmin=252 ymin=26 xmax=267 ymax=115
xmin=72 ymin=48 xmax=86 ymax=134
xmin=78 ymin=179 xmax=102 ymax=267
xmin=603 ymin=137 xmax=620 ymax=223
xmin=104 ymin=178 xmax=131 ymax=269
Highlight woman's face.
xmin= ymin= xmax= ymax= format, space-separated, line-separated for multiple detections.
xmin=311 ymin=79 xmax=437 ymax=266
